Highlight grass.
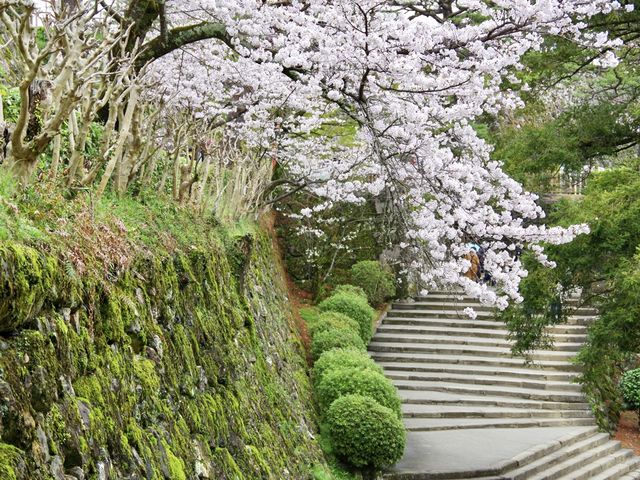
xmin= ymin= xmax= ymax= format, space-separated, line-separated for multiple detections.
xmin=311 ymin=423 xmax=359 ymax=480
xmin=300 ymin=306 xmax=320 ymax=326
xmin=0 ymin=170 xmax=247 ymax=282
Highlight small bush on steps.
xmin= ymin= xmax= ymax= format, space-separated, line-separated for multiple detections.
xmin=308 ymin=312 xmax=361 ymax=339
xmin=333 ymin=284 xmax=367 ymax=300
xmin=318 ymin=292 xmax=375 ymax=344
xmin=311 ymin=328 xmax=366 ymax=361
xmin=316 ymin=367 xmax=402 ymax=417
xmin=313 ymin=348 xmax=382 ymax=387
xmin=350 ymin=261 xmax=396 ymax=307
xmin=621 ymin=368 xmax=640 ymax=424
xmin=326 ymin=395 xmax=405 ymax=474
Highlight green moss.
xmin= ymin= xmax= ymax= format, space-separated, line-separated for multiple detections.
xmin=0 ymin=243 xmax=58 ymax=332
xmin=0 ymin=443 xmax=24 ymax=480
xmin=45 ymin=404 xmax=71 ymax=453
xmin=0 ymin=194 xmax=327 ymax=479
xmin=132 ymin=357 xmax=160 ymax=393
xmin=162 ymin=440 xmax=187 ymax=480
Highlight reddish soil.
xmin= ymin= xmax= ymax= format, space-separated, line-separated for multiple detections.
xmin=616 ymin=411 xmax=640 ymax=455
xmin=262 ymin=211 xmax=314 ymax=364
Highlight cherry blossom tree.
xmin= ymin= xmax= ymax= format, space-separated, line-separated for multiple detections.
xmin=145 ymin=0 xmax=625 ymax=307
xmin=2 ymin=0 xmax=629 ymax=308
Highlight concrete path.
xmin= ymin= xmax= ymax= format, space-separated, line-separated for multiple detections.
xmin=372 ymin=291 xmax=640 ymax=479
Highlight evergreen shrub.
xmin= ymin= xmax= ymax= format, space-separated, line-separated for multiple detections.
xmin=621 ymin=368 xmax=640 ymax=411
xmin=313 ymin=348 xmax=382 ymax=387
xmin=311 ymin=328 xmax=365 ymax=361
xmin=316 ymin=367 xmax=401 ymax=417
xmin=350 ymin=260 xmax=396 ymax=307
xmin=318 ymin=292 xmax=375 ymax=343
xmin=308 ymin=311 xmax=360 ymax=338
xmin=326 ymin=394 xmax=405 ymax=470
xmin=334 ymin=284 xmax=367 ymax=299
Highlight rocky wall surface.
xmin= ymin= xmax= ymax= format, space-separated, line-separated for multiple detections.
xmin=0 ymin=230 xmax=322 ymax=479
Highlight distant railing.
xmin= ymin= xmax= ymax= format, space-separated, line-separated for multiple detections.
xmin=549 ymin=168 xmax=588 ymax=195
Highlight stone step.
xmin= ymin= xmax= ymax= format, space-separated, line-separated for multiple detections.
xmin=506 ymin=432 xmax=611 ymax=479
xmin=564 ymin=316 xmax=597 ymax=326
xmin=369 ymin=341 xmax=576 ymax=361
xmin=402 ymin=404 xmax=592 ymax=420
xmin=376 ymin=325 xmax=587 ymax=343
xmin=373 ymin=332 xmax=583 ymax=351
xmin=619 ymin=466 xmax=640 ymax=480
xmin=567 ymin=307 xmax=599 ymax=316
xmin=376 ymin=361 xmax=579 ymax=382
xmin=392 ymin=380 xmax=585 ymax=403
xmin=384 ymin=369 xmax=582 ymax=392
xmin=384 ymin=316 xmax=506 ymax=329
xmin=386 ymin=315 xmax=592 ymax=331
xmin=526 ymin=440 xmax=625 ymax=480
xmin=389 ymin=309 xmax=495 ymax=319
xmin=571 ymin=455 xmax=640 ymax=480
xmin=369 ymin=351 xmax=580 ymax=371
xmin=546 ymin=324 xmax=588 ymax=334
xmin=392 ymin=302 xmax=495 ymax=312
xmin=377 ymin=324 xmax=510 ymax=337
xmin=403 ymin=417 xmax=595 ymax=432
xmin=398 ymin=389 xmax=590 ymax=411
xmin=554 ymin=449 xmax=634 ymax=480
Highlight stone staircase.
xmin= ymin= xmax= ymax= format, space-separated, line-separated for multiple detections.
xmin=373 ymin=291 xmax=640 ymax=480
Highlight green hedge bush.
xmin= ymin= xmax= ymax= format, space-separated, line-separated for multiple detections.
xmin=350 ymin=260 xmax=396 ymax=307
xmin=316 ymin=367 xmax=401 ymax=417
xmin=313 ymin=348 xmax=382 ymax=387
xmin=311 ymin=328 xmax=365 ymax=361
xmin=621 ymin=368 xmax=640 ymax=410
xmin=308 ymin=311 xmax=360 ymax=339
xmin=334 ymin=284 xmax=367 ymax=299
xmin=318 ymin=292 xmax=375 ymax=344
xmin=326 ymin=394 xmax=405 ymax=470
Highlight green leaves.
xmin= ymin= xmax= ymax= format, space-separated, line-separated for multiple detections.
xmin=349 ymin=261 xmax=396 ymax=308
xmin=318 ymin=292 xmax=375 ymax=344
xmin=325 ymin=395 xmax=405 ymax=470
xmin=621 ymin=368 xmax=640 ymax=410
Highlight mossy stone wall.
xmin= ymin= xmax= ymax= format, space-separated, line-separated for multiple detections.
xmin=0 ymin=231 xmax=322 ymax=479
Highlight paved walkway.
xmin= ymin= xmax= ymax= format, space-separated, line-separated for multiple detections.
xmin=371 ymin=292 xmax=640 ymax=479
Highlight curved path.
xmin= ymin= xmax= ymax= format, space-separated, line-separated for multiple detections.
xmin=371 ymin=291 xmax=640 ymax=479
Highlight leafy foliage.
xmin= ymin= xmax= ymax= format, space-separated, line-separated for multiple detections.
xmin=333 ymin=284 xmax=367 ymax=300
xmin=312 ymin=348 xmax=382 ymax=387
xmin=325 ymin=395 xmax=405 ymax=470
xmin=621 ymin=368 xmax=640 ymax=411
xmin=277 ymin=198 xmax=386 ymax=297
xmin=316 ymin=368 xmax=401 ymax=418
xmin=350 ymin=261 xmax=396 ymax=307
xmin=501 ymin=163 xmax=640 ymax=428
xmin=318 ymin=293 xmax=375 ymax=344
xmin=308 ymin=312 xmax=360 ymax=339
xmin=311 ymin=328 xmax=365 ymax=362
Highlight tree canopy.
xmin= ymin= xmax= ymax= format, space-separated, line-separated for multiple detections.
xmin=0 ymin=0 xmax=632 ymax=309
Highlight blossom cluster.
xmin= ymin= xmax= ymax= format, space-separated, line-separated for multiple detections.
xmin=142 ymin=0 xmax=619 ymax=306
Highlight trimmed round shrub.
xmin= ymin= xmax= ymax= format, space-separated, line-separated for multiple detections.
xmin=318 ymin=292 xmax=375 ymax=344
xmin=313 ymin=348 xmax=382 ymax=386
xmin=326 ymin=394 xmax=406 ymax=470
xmin=316 ymin=367 xmax=401 ymax=417
xmin=621 ymin=368 xmax=640 ymax=410
xmin=350 ymin=260 xmax=396 ymax=307
xmin=308 ymin=311 xmax=360 ymax=339
xmin=334 ymin=284 xmax=367 ymax=300
xmin=311 ymin=328 xmax=365 ymax=361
